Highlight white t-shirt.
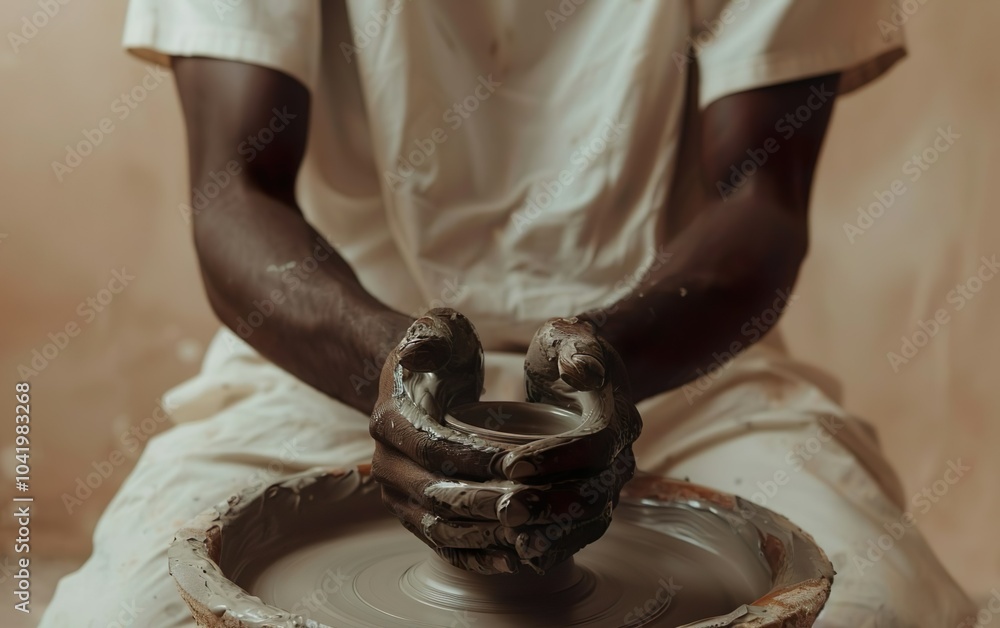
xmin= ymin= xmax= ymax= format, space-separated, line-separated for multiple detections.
xmin=123 ymin=0 xmax=905 ymax=349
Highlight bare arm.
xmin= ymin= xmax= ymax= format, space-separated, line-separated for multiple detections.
xmin=173 ymin=57 xmax=411 ymax=413
xmin=583 ymin=74 xmax=840 ymax=401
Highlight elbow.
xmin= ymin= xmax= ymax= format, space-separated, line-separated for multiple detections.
xmin=720 ymin=209 xmax=809 ymax=304
xmin=186 ymin=184 xmax=243 ymax=327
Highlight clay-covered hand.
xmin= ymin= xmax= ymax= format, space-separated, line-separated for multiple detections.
xmin=370 ymin=310 xmax=642 ymax=575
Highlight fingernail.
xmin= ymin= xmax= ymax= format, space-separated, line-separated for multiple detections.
xmin=499 ymin=526 xmax=519 ymax=545
xmin=497 ymin=493 xmax=531 ymax=527
xmin=506 ymin=460 xmax=536 ymax=481
xmin=398 ymin=337 xmax=449 ymax=371
xmin=559 ymin=353 xmax=605 ymax=390
xmin=515 ymin=531 xmax=546 ymax=560
xmin=496 ymin=553 xmax=517 ymax=574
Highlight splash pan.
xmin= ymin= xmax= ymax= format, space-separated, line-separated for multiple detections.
xmin=168 ymin=467 xmax=833 ymax=627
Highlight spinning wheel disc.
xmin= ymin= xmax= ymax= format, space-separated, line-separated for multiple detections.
xmin=249 ymin=511 xmax=766 ymax=627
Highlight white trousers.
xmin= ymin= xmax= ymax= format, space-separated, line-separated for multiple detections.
xmin=41 ymin=330 xmax=975 ymax=627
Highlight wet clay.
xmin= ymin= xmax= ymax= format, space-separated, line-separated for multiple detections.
xmin=169 ymin=468 xmax=833 ymax=628
xmin=446 ymin=400 xmax=585 ymax=442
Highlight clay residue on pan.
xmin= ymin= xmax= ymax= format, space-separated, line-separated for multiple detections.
xmin=168 ymin=467 xmax=377 ymax=628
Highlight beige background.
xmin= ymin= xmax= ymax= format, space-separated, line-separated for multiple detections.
xmin=1 ymin=1 xmax=996 ymax=625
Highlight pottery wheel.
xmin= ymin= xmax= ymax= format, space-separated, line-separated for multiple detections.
xmin=169 ymin=467 xmax=834 ymax=628
xmin=248 ymin=509 xmax=766 ymax=627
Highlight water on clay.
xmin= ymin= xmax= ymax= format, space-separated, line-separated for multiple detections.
xmin=240 ymin=494 xmax=772 ymax=627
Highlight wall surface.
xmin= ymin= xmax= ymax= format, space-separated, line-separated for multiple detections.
xmin=0 ymin=1 xmax=996 ymax=625
xmin=781 ymin=0 xmax=1000 ymax=600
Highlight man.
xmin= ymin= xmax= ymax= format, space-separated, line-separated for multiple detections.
xmin=43 ymin=1 xmax=974 ymax=625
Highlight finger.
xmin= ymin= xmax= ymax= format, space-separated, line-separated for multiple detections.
xmin=514 ymin=319 xmax=636 ymax=475
xmin=501 ymin=446 xmax=635 ymax=522
xmin=506 ymin=321 xmax=641 ymax=480
xmin=372 ymin=444 xmax=520 ymax=521
xmin=371 ymin=398 xmax=514 ymax=480
xmin=381 ymin=486 xmax=508 ymax=550
xmin=372 ymin=310 xmax=506 ymax=479
xmin=505 ymin=397 xmax=641 ymax=482
xmin=374 ymin=443 xmax=619 ymax=527
xmin=396 ymin=308 xmax=482 ymax=377
xmin=375 ymin=442 xmax=627 ymax=526
xmin=497 ymin=476 xmax=619 ymax=526
xmin=513 ymin=508 xmax=613 ymax=574
xmin=390 ymin=309 xmax=484 ymax=419
xmin=388 ymin=493 xmax=520 ymax=575
xmin=403 ymin=309 xmax=484 ymax=412
xmin=525 ymin=318 xmax=607 ymax=405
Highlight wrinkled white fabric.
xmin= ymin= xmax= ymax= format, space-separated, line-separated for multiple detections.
xmin=120 ymin=0 xmax=904 ymax=347
xmin=42 ymin=1 xmax=974 ymax=626
xmin=42 ymin=332 xmax=975 ymax=627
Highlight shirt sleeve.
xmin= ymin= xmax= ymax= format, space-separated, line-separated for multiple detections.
xmin=692 ymin=0 xmax=906 ymax=108
xmin=121 ymin=0 xmax=321 ymax=91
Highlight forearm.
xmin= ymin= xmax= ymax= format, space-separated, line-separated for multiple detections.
xmin=583 ymin=75 xmax=838 ymax=401
xmin=584 ymin=195 xmax=806 ymax=400
xmin=194 ymin=184 xmax=411 ymax=413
